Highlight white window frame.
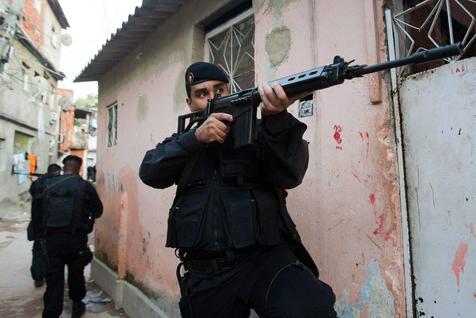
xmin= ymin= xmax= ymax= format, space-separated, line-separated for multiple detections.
xmin=0 ymin=138 xmax=6 ymax=172
xmin=33 ymin=0 xmax=42 ymax=13
xmin=48 ymin=86 xmax=55 ymax=108
xmin=204 ymin=8 xmax=254 ymax=50
xmin=204 ymin=8 xmax=255 ymax=93
xmin=22 ymin=67 xmax=29 ymax=92
xmin=107 ymin=103 xmax=118 ymax=147
xmin=51 ymin=27 xmax=59 ymax=48
xmin=57 ymin=134 xmax=64 ymax=144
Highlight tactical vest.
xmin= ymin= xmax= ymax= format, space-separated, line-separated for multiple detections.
xmin=40 ymin=175 xmax=89 ymax=235
xmin=166 ymin=136 xmax=298 ymax=251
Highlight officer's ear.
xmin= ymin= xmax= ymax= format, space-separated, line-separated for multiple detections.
xmin=186 ymin=97 xmax=194 ymax=111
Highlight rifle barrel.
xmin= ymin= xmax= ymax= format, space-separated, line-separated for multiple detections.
xmin=356 ymin=43 xmax=461 ymax=76
xmin=11 ymin=171 xmax=43 ymax=177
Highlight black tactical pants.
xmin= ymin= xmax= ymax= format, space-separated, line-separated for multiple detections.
xmin=31 ymin=240 xmax=47 ymax=281
xmin=42 ymin=234 xmax=89 ymax=318
xmin=178 ymin=244 xmax=337 ymax=318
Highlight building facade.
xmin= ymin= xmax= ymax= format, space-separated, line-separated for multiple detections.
xmin=76 ymin=0 xmax=476 ymax=317
xmin=0 ymin=0 xmax=68 ymax=204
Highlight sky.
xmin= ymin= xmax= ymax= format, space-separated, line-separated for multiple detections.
xmin=57 ymin=0 xmax=142 ymax=101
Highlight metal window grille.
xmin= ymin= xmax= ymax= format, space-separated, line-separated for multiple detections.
xmin=392 ymin=0 xmax=476 ymax=59
xmin=205 ymin=9 xmax=255 ymax=93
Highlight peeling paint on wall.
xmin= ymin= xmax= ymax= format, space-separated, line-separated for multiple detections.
xmin=104 ymin=172 xmax=123 ymax=193
xmin=137 ymin=93 xmax=149 ymax=121
xmin=252 ymin=0 xmax=266 ymax=14
xmin=265 ymin=26 xmax=291 ymax=67
xmin=350 ymin=127 xmax=394 ymax=242
xmin=335 ymin=261 xmax=395 ymax=318
xmin=272 ymin=0 xmax=296 ymax=15
xmin=254 ymin=0 xmax=297 ymax=16
xmin=358 ymin=131 xmax=370 ymax=161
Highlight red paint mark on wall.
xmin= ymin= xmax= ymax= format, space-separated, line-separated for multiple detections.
xmin=451 ymin=242 xmax=468 ymax=288
xmin=352 ymin=170 xmax=362 ymax=183
xmin=368 ymin=193 xmax=390 ymax=240
xmin=373 ymin=214 xmax=388 ymax=238
xmin=358 ymin=131 xmax=370 ymax=160
xmin=465 ymin=223 xmax=476 ymax=240
xmin=369 ymin=193 xmax=376 ymax=205
xmin=352 ymin=170 xmax=372 ymax=187
xmin=333 ymin=125 xmax=343 ymax=150
xmin=451 ymin=65 xmax=466 ymax=74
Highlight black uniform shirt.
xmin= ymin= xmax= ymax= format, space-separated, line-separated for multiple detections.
xmin=139 ymin=110 xmax=309 ymax=251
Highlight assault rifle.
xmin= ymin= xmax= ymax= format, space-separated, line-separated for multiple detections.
xmin=178 ymin=44 xmax=461 ymax=148
xmin=11 ymin=165 xmax=43 ymax=177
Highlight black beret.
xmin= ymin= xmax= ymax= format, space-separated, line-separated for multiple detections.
xmin=185 ymin=62 xmax=229 ymax=88
xmin=47 ymin=163 xmax=61 ymax=173
xmin=62 ymin=155 xmax=82 ymax=166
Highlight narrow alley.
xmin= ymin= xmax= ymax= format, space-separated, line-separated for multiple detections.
xmin=0 ymin=201 xmax=127 ymax=318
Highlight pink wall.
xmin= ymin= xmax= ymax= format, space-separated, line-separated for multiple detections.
xmin=257 ymin=1 xmax=404 ymax=316
xmin=94 ymin=0 xmax=406 ymax=316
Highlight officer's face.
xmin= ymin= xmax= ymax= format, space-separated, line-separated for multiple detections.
xmin=186 ymin=80 xmax=230 ymax=112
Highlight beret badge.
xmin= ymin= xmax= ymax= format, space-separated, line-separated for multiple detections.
xmin=186 ymin=72 xmax=195 ymax=84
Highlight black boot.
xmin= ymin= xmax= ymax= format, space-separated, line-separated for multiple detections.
xmin=71 ymin=301 xmax=85 ymax=318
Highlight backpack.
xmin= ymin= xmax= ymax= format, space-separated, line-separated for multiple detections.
xmin=41 ymin=175 xmax=86 ymax=234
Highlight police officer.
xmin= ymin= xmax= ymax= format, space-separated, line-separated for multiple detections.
xmin=139 ymin=62 xmax=336 ymax=317
xmin=35 ymin=155 xmax=103 ymax=318
xmin=29 ymin=163 xmax=62 ymax=288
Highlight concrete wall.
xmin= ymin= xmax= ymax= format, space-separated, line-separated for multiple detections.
xmin=21 ymin=0 xmax=44 ymax=48
xmin=39 ymin=0 xmax=62 ymax=69
xmin=0 ymin=38 xmax=60 ymax=204
xmin=20 ymin=0 xmax=63 ymax=69
xmin=94 ymin=0 xmax=406 ymax=317
xmin=0 ymin=116 xmax=57 ymax=204
xmin=0 ymin=0 xmax=66 ymax=205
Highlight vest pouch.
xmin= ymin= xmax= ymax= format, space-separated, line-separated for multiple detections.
xmin=220 ymin=158 xmax=259 ymax=179
xmin=168 ymin=192 xmax=209 ymax=248
xmin=252 ymin=189 xmax=281 ymax=245
xmin=166 ymin=197 xmax=182 ymax=247
xmin=221 ymin=190 xmax=256 ymax=248
xmin=46 ymin=186 xmax=75 ymax=228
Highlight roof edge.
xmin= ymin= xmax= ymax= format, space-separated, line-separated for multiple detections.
xmin=74 ymin=0 xmax=186 ymax=82
xmin=47 ymin=0 xmax=70 ymax=29
xmin=16 ymin=28 xmax=65 ymax=81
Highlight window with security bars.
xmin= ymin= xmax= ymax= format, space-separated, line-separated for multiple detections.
xmin=205 ymin=9 xmax=255 ymax=93
xmin=107 ymin=104 xmax=117 ymax=147
xmin=393 ymin=0 xmax=476 ymax=74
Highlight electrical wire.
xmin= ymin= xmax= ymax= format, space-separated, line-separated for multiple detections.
xmin=9 ymin=53 xmax=57 ymax=86
xmin=9 ymin=46 xmax=65 ymax=78
xmin=2 ymin=65 xmax=55 ymax=95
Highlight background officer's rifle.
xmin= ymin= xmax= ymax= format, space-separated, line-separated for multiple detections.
xmin=11 ymin=165 xmax=43 ymax=177
xmin=178 ymin=44 xmax=461 ymax=148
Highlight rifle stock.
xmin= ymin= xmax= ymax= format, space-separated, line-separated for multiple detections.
xmin=178 ymin=43 xmax=461 ymax=148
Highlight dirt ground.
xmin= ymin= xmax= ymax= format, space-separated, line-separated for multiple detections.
xmin=0 ymin=202 xmax=128 ymax=318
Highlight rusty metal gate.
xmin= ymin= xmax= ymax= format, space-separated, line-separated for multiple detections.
xmin=399 ymin=57 xmax=476 ymax=317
